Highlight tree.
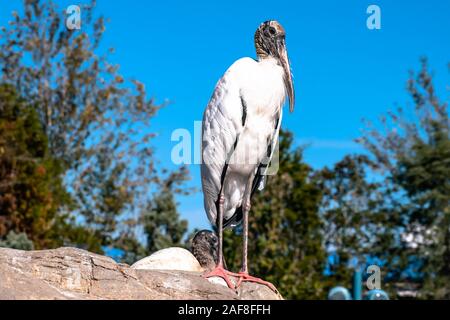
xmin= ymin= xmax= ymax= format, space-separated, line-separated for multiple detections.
xmin=0 ymin=231 xmax=34 ymax=250
xmin=1 ymin=84 xmax=62 ymax=247
xmin=317 ymin=154 xmax=399 ymax=295
xmin=142 ymin=168 xmax=190 ymax=255
xmin=0 ymin=83 xmax=102 ymax=251
xmin=223 ymin=130 xmax=326 ymax=299
xmin=0 ymin=0 xmax=189 ymax=254
xmin=359 ymin=58 xmax=450 ymax=298
xmin=318 ymin=155 xmax=370 ymax=284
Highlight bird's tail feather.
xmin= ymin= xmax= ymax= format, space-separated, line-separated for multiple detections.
xmin=223 ymin=206 xmax=243 ymax=229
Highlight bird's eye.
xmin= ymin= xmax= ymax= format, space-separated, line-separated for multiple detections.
xmin=263 ymin=26 xmax=276 ymax=38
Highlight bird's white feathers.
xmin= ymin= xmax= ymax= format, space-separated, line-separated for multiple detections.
xmin=201 ymin=57 xmax=287 ymax=227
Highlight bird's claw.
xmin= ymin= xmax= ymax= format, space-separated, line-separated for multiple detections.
xmin=203 ymin=267 xmax=278 ymax=294
xmin=234 ymin=272 xmax=278 ymax=293
xmin=203 ymin=266 xmax=240 ymax=290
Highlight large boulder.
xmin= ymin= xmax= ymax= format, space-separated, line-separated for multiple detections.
xmin=0 ymin=247 xmax=283 ymax=300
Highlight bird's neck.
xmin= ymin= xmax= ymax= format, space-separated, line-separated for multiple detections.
xmin=254 ymin=29 xmax=268 ymax=59
xmin=257 ymin=55 xmax=279 ymax=66
xmin=256 ymin=49 xmax=269 ymax=60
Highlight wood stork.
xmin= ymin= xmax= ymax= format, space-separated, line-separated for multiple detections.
xmin=201 ymin=20 xmax=294 ymax=291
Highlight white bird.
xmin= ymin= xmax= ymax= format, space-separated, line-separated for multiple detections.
xmin=201 ymin=20 xmax=295 ymax=291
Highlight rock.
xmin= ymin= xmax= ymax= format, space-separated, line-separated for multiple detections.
xmin=207 ymin=276 xmax=230 ymax=287
xmin=0 ymin=247 xmax=283 ymax=300
xmin=131 ymin=247 xmax=203 ymax=272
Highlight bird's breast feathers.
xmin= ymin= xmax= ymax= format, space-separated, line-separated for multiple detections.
xmin=226 ymin=57 xmax=286 ymax=113
xmin=202 ymin=56 xmax=286 ymax=180
xmin=201 ymin=56 xmax=287 ymax=226
xmin=204 ymin=57 xmax=286 ymax=129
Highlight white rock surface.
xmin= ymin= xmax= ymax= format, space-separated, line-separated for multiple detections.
xmin=131 ymin=247 xmax=203 ymax=272
xmin=207 ymin=276 xmax=232 ymax=287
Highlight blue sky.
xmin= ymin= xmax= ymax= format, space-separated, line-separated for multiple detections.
xmin=1 ymin=0 xmax=449 ymax=231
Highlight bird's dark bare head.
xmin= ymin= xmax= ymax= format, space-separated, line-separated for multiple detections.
xmin=191 ymin=230 xmax=219 ymax=271
xmin=192 ymin=229 xmax=218 ymax=248
xmin=255 ymin=20 xmax=286 ymax=58
xmin=255 ymin=20 xmax=295 ymax=112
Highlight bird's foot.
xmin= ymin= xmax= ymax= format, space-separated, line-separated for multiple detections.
xmin=203 ymin=266 xmax=240 ymax=290
xmin=235 ymin=272 xmax=278 ymax=293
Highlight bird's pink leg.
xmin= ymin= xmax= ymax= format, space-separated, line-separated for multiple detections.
xmin=235 ymin=192 xmax=278 ymax=293
xmin=202 ymin=192 xmax=239 ymax=289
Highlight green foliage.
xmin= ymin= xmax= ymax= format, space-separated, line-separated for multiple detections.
xmin=142 ymin=169 xmax=190 ymax=254
xmin=0 ymin=84 xmax=64 ymax=248
xmin=112 ymin=233 xmax=148 ymax=265
xmin=0 ymin=0 xmax=164 ymax=248
xmin=0 ymin=0 xmax=190 ymax=257
xmin=318 ymin=155 xmax=377 ymax=283
xmin=0 ymin=230 xmax=34 ymax=250
xmin=0 ymin=83 xmax=102 ymax=252
xmin=358 ymin=58 xmax=450 ymax=299
xmin=223 ymin=130 xmax=327 ymax=299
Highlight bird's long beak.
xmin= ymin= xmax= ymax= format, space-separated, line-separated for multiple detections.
xmin=276 ymin=38 xmax=295 ymax=112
